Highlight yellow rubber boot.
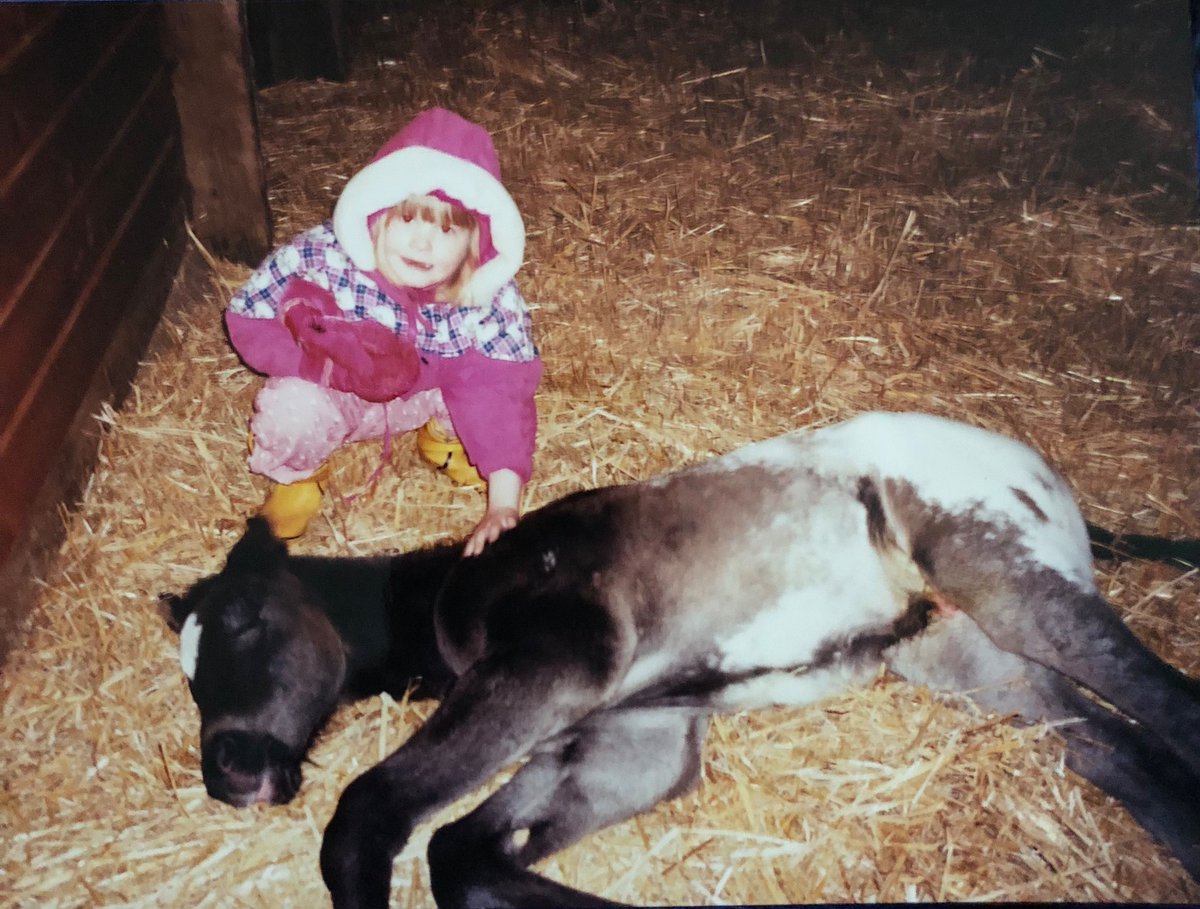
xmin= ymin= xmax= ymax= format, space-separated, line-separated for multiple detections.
xmin=259 ymin=462 xmax=330 ymax=539
xmin=416 ymin=419 xmax=483 ymax=487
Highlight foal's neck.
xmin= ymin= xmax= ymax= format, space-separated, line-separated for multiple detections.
xmin=293 ymin=543 xmax=463 ymax=701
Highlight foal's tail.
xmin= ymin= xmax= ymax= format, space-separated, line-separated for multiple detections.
xmin=1087 ymin=522 xmax=1200 ymax=570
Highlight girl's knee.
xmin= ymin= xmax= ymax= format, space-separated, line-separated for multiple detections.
xmin=257 ymin=377 xmax=333 ymax=413
xmin=255 ymin=379 xmax=341 ymax=433
xmin=249 ymin=379 xmax=351 ymax=479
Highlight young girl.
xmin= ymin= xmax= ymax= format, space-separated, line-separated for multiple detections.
xmin=224 ymin=108 xmax=541 ymax=555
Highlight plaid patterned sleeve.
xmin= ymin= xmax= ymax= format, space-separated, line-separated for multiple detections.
xmin=413 ymin=281 xmax=538 ymax=361
xmin=473 ymin=282 xmax=540 ymax=361
xmin=227 ymin=223 xmax=383 ymax=320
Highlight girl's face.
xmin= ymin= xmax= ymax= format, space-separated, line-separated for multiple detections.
xmin=375 ymin=196 xmax=475 ymax=290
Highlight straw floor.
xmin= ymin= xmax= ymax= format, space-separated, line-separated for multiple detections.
xmin=3 ymin=0 xmax=1199 ymax=905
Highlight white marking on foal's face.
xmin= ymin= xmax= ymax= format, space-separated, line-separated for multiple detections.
xmin=180 ymin=613 xmax=203 ymax=681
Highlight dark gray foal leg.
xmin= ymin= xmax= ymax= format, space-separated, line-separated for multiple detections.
xmin=1060 ymin=691 xmax=1200 ymax=879
xmin=321 ymin=643 xmax=626 ymax=909
xmin=889 ymin=615 xmax=1200 ymax=880
xmin=910 ymin=523 xmax=1200 ymax=780
xmin=427 ymin=707 xmax=709 ymax=909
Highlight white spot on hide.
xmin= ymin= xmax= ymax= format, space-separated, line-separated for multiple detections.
xmin=706 ymin=412 xmax=1096 ymax=588
xmin=617 ymin=650 xmax=679 ymax=699
xmin=716 ymin=662 xmax=875 ymax=710
xmin=180 ymin=613 xmax=202 ymax=681
xmin=717 ymin=580 xmax=896 ymax=674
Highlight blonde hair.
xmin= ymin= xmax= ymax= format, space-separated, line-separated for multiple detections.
xmin=371 ymin=195 xmax=481 ymax=304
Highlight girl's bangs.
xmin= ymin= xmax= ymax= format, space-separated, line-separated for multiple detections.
xmin=397 ymin=196 xmax=477 ymax=230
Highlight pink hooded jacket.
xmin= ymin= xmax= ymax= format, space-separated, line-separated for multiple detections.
xmin=225 ymin=109 xmax=542 ymax=482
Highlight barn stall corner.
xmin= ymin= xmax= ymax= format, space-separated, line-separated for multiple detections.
xmin=2 ymin=0 xmax=1199 ymax=906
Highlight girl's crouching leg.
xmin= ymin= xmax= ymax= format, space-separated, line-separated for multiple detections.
xmin=248 ymin=377 xmax=359 ymax=484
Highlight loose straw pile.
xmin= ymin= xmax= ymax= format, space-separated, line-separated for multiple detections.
xmin=2 ymin=1 xmax=1197 ymax=905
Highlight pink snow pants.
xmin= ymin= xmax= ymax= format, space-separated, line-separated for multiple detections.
xmin=247 ymin=376 xmax=453 ymax=484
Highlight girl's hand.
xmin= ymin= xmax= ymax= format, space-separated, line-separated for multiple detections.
xmin=464 ymin=506 xmax=518 ymax=557
xmin=463 ymin=469 xmax=523 ymax=557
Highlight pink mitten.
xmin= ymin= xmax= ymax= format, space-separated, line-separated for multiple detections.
xmin=279 ymin=278 xmax=420 ymax=402
xmin=307 ymin=317 xmax=421 ymax=402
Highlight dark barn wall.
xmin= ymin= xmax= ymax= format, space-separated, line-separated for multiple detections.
xmin=0 ymin=4 xmax=188 ymax=656
xmin=161 ymin=0 xmax=273 ymax=264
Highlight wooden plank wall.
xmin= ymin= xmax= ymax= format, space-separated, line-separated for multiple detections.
xmin=0 ymin=4 xmax=187 ymax=573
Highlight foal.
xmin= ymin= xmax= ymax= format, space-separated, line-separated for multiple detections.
xmin=165 ymin=411 xmax=1200 ymax=908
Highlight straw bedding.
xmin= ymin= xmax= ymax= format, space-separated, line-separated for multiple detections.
xmin=3 ymin=0 xmax=1199 ymax=904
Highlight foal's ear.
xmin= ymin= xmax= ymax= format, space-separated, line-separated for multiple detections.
xmin=158 ymin=576 xmax=213 ymax=634
xmin=158 ymin=592 xmax=192 ymax=634
xmin=225 ymin=516 xmax=288 ymax=574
